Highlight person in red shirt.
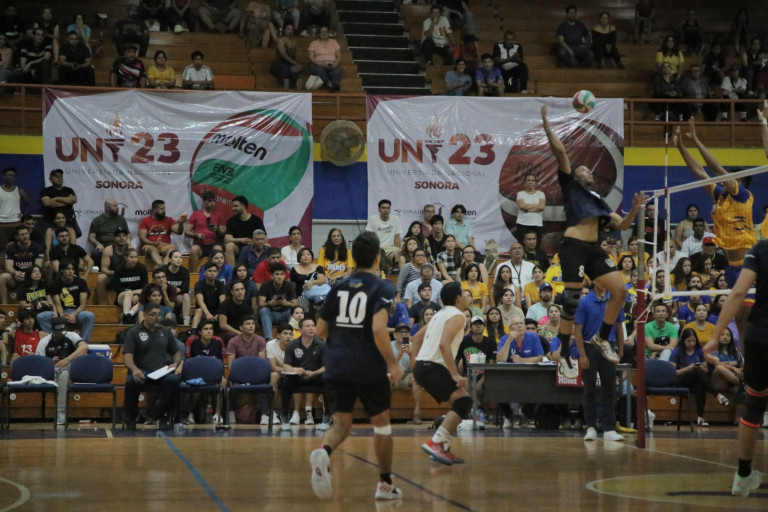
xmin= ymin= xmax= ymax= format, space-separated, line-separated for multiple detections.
xmin=10 ymin=308 xmax=46 ymax=363
xmin=251 ymin=247 xmax=286 ymax=286
xmin=138 ymin=199 xmax=187 ymax=266
xmin=185 ymin=190 xmax=226 ymax=273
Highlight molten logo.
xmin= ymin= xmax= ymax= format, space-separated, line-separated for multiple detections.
xmin=425 ymin=115 xmax=441 ymax=139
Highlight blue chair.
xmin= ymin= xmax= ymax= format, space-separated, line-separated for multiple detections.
xmin=4 ymin=355 xmax=58 ymax=430
xmin=65 ymin=355 xmax=116 ymax=431
xmin=225 ymin=357 xmax=275 ymax=433
xmin=179 ymin=357 xmax=224 ymax=421
xmin=645 ymin=359 xmax=694 ymax=432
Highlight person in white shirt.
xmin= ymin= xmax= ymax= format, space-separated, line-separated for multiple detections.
xmin=420 ymin=5 xmax=453 ymax=66
xmin=365 ymin=198 xmax=402 ymax=266
xmin=280 ymin=225 xmax=304 ymax=269
xmin=681 ymin=217 xmax=716 ymax=256
xmin=495 ymin=242 xmax=535 ymax=291
xmin=515 ymin=172 xmax=546 ymax=245
xmin=182 ymin=50 xmax=214 ymax=90
xmin=655 ymin=243 xmax=687 ymax=270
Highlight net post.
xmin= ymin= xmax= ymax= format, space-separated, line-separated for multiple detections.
xmin=635 ymin=211 xmax=647 ymax=449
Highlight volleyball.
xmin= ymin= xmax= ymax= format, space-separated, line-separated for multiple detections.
xmin=572 ymin=89 xmax=597 ymax=113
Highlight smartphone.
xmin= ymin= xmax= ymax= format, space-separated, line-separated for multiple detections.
xmin=694 ymin=362 xmax=702 ymax=367
xmin=402 ymin=337 xmax=410 ymax=345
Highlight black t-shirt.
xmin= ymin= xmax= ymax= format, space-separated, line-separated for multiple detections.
xmin=745 ymin=241 xmax=768 ymax=328
xmin=160 ymin=264 xmax=190 ymax=294
xmin=113 ymin=262 xmax=148 ymax=291
xmin=19 ymin=283 xmax=49 ymax=306
xmin=49 ymin=243 xmax=87 ymax=265
xmin=456 ymin=334 xmax=497 ymax=375
xmin=41 ymin=185 xmax=76 ymax=224
xmin=690 ymin=251 xmax=728 ymax=274
xmin=60 ymin=42 xmax=91 ymax=65
xmin=409 ymin=300 xmax=441 ymax=321
xmin=259 ymin=279 xmax=297 ymax=312
xmin=0 ymin=16 xmax=25 ymax=41
xmin=225 ymin=214 xmax=266 ymax=242
xmin=319 ymin=272 xmax=397 ymax=380
xmin=5 ymin=242 xmax=44 ymax=273
xmin=284 ymin=338 xmax=325 ymax=371
xmin=21 ymin=39 xmax=52 ymax=62
xmin=523 ymin=248 xmax=550 ymax=272
xmin=427 ymin=234 xmax=446 ymax=259
xmin=185 ymin=335 xmax=224 ymax=360
xmin=116 ymin=17 xmax=146 ymax=35
xmin=50 ymin=276 xmax=89 ymax=309
xmin=124 ymin=324 xmax=178 ymax=372
xmin=194 ymin=279 xmax=226 ymax=312
xmin=558 ymin=170 xmax=613 ymax=229
xmin=290 ymin=265 xmax=325 ymax=291
xmin=217 ymin=298 xmax=253 ymax=328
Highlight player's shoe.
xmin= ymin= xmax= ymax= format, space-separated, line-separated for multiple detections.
xmin=430 ymin=450 xmax=465 ymax=464
xmin=583 ymin=427 xmax=598 ymax=441
xmin=374 ymin=479 xmax=404 ymax=500
xmin=591 ymin=334 xmax=620 ymax=364
xmin=310 ymin=448 xmax=332 ymax=499
xmin=422 ymin=440 xmax=452 ymax=465
xmin=732 ymin=471 xmax=762 ymax=497
xmin=603 ymin=430 xmax=625 ymax=442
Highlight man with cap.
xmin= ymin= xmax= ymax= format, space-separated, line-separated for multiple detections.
xmin=391 ymin=323 xmax=423 ymax=424
xmin=681 ymin=218 xmax=716 ymax=257
xmin=96 ymin=225 xmax=132 ymax=305
xmin=35 ymin=316 xmax=88 ymax=425
xmin=185 ymin=190 xmax=226 ymax=273
xmin=691 ymin=236 xmax=728 ymax=274
xmin=526 ymin=282 xmax=555 ymax=323
xmin=88 ymin=198 xmax=130 ymax=266
xmin=455 ymin=315 xmax=496 ymax=428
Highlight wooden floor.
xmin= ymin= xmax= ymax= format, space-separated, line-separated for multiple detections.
xmin=0 ymin=423 xmax=765 ymax=511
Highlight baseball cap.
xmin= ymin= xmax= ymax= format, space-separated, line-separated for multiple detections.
xmin=394 ymin=323 xmax=410 ymax=332
xmin=470 ymin=315 xmax=485 ymax=324
xmin=52 ymin=317 xmax=67 ymax=330
xmin=113 ymin=226 xmax=129 ymax=235
xmin=539 ymin=282 xmax=554 ymax=292
xmin=702 ymin=236 xmax=716 ymax=245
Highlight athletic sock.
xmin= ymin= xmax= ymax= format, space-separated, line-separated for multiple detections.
xmin=738 ymin=458 xmax=752 ymax=477
xmin=432 ymin=426 xmax=451 ymax=445
xmin=557 ymin=332 xmax=570 ymax=347
xmin=380 ymin=473 xmax=392 ymax=484
xmin=599 ymin=322 xmax=613 ymax=341
xmin=323 ymin=445 xmax=333 ymax=456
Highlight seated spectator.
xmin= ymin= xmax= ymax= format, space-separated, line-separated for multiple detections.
xmin=162 ymin=250 xmax=192 ymax=325
xmin=0 ymin=34 xmax=15 ymax=83
xmin=20 ymin=28 xmax=52 ymax=84
xmin=193 ymin=261 xmax=227 ymax=329
xmin=271 ymin=23 xmax=300 ymax=88
xmin=592 ymin=12 xmax=624 ymax=69
xmin=493 ymin=31 xmax=528 ymax=94
xmin=445 ymin=203 xmax=473 ymax=249
xmin=288 ymin=304 xmax=304 ymax=337
xmin=281 ymin=225 xmax=304 ymax=269
xmin=444 ymin=58 xmax=471 ymax=96
xmin=680 ymin=64 xmax=716 ymax=121
xmin=403 ymin=263 xmax=443 ymax=308
xmin=258 ymin=262 xmax=297 ymax=339
xmin=182 ymin=50 xmax=214 ymax=90
xmin=538 ymin=304 xmax=562 ymax=343
xmin=36 ymin=316 xmax=88 ymax=425
xmin=147 ymin=50 xmax=176 ymax=89
xmin=183 ymin=319 xmax=225 ymax=423
xmin=110 ymin=44 xmax=147 ymax=88
xmin=138 ymin=268 xmax=179 ymax=324
xmin=18 ymin=265 xmax=53 ymax=315
xmin=656 ymin=36 xmax=684 ymax=76
xmin=475 ymin=53 xmax=503 ymax=97
xmin=441 ymin=0 xmax=474 ymax=35
xmin=252 ymin=247 xmax=285 ymax=285
xmin=123 ymin=302 xmax=182 ymax=430
xmin=456 ymin=315 xmax=496 ymax=421
xmin=139 ymin=286 xmax=175 ymax=323
xmin=1 ymin=225 xmax=44 ymax=304
xmin=138 ymin=199 xmax=186 ymax=266
xmin=290 ymin=247 xmax=330 ymax=309
xmin=681 ymin=218 xmax=715 ymax=257
xmin=701 ymin=43 xmax=726 ymax=86
xmin=719 ymin=64 xmax=749 ymax=121
xmin=688 ymin=303 xmax=716 ymax=346
xmin=280 ymin=317 xmax=326 ymax=428
xmin=644 ymin=302 xmax=677 ymax=360
xmin=0 ymin=4 xmax=25 ymax=51
xmin=198 ymin=0 xmax=241 ymax=33
xmin=496 ymin=242 xmax=533 ymax=291
xmin=33 ymin=6 xmax=60 ymax=61
xmin=365 ymin=199 xmax=401 ymax=269
xmin=238 ymin=229 xmax=269 ymax=276
xmin=421 ymin=5 xmax=453 ymax=66
xmin=409 ymin=282 xmax=441 ymax=326
xmin=498 ymin=288 xmax=524 ymax=326
xmin=453 ymin=34 xmax=480 ymax=76
xmin=390 ymin=323 xmax=423 ymax=423
xmin=526 ymin=282 xmax=555 ymax=322
xmin=218 ymin=280 xmax=254 ymax=345
xmin=8 ymin=308 xmax=45 ymax=363
xmin=139 ymin=0 xmax=167 ymax=32
xmin=88 ymin=198 xmax=129 ymax=266
xmin=633 ymin=0 xmax=653 ymax=44
xmin=232 ymin=264 xmax=259 ymax=312
xmin=96 ymin=226 xmax=132 ymax=304
xmin=670 ymin=257 xmax=693 ymax=290
xmin=678 ymin=9 xmax=704 ymax=55
xmin=460 ymin=263 xmax=489 ymax=312
xmin=302 ymin=0 xmax=329 ymax=34
xmin=115 ymin=4 xmax=149 ymax=57
xmin=410 ymin=305 xmax=435 ymax=336
xmin=58 ymin=31 xmax=94 ymax=86
xmin=44 ymin=212 xmax=77 ymax=263
xmin=484 ymin=307 xmax=509 ymax=344
xmin=48 ymin=226 xmax=93 ymax=280
xmin=37 ymin=258 xmax=95 ymax=342
xmin=266 ymin=323 xmax=293 ymax=418
xmin=186 ymin=190 xmax=225 ymax=272
xmin=226 ymin=195 xmax=266 ymax=267
xmin=308 ymin=26 xmax=341 ymax=91
xmin=556 ymin=5 xmax=593 ymax=68
xmin=436 ymin=234 xmax=461 ymax=282
xmin=397 ymin=246 xmax=427 ymax=299
xmin=113 ymin=248 xmax=148 ymax=324
xmin=66 ymin=13 xmax=90 ymax=46
xmin=272 ymin=0 xmax=300 ymax=33
xmin=651 ymin=61 xmax=680 ymax=121
xmin=317 ymin=228 xmax=354 ymax=285
xmin=497 ymin=315 xmax=544 ymax=362
xmin=521 ymin=232 xmax=549 ymax=272
xmin=742 ymin=37 xmax=765 ymax=91
xmin=240 ymin=2 xmax=276 ymax=49
xmin=426 ymin=214 xmax=446 ymax=258
xmin=168 ymin=0 xmax=196 ymax=33
xmin=493 ymin=265 xmax=517 ymax=307
xmin=402 ymin=221 xmax=433 ymax=263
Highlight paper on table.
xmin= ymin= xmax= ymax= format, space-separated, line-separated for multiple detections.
xmin=146 ymin=366 xmax=174 ymax=380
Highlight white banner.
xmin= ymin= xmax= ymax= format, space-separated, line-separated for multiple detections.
xmin=43 ymin=90 xmax=314 ymax=249
xmin=367 ymin=97 xmax=624 ymax=252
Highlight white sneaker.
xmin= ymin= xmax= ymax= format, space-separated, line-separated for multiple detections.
xmin=310 ymin=448 xmax=332 ymax=499
xmin=732 ymin=470 xmax=762 ymax=496
xmin=272 ymin=411 xmax=280 ymax=424
xmin=228 ymin=411 xmax=236 ymax=425
xmin=260 ymin=414 xmax=269 ymax=425
xmin=592 ymin=334 xmax=620 ymax=364
xmin=503 ymin=417 xmax=513 ymax=429
xmin=316 ymin=421 xmax=330 ymax=431
xmin=584 ymin=427 xmax=598 ymax=441
xmin=289 ymin=410 xmax=300 ymax=425
xmin=174 ymin=24 xmax=185 ymax=34
xmin=647 ymin=410 xmax=656 ymax=430
xmin=305 ymin=410 xmax=315 ymax=425
xmin=374 ymin=479 xmax=404 ymax=500
xmin=186 ymin=412 xmax=195 ymax=425
xmin=281 ymin=421 xmax=291 ymax=431
xmin=603 ymin=430 xmax=625 ymax=442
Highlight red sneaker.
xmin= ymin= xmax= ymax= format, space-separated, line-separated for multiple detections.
xmin=421 ymin=440 xmax=452 ymax=465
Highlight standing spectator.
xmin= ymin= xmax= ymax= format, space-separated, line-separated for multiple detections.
xmin=40 ymin=169 xmax=78 ymax=236
xmin=732 ymin=9 xmax=749 ymax=55
xmin=421 ymin=5 xmax=453 ymax=66
xmin=147 ymin=50 xmax=176 ymax=89
xmin=651 ymin=62 xmax=680 ymax=121
xmin=365 ymin=199 xmax=402 ymax=269
xmin=138 ymin=199 xmax=187 ymax=266
xmin=633 ymin=0 xmax=653 ymax=44
xmin=656 ymin=36 xmax=684 ymax=76
xmin=0 ymin=4 xmax=25 ymax=51
xmin=493 ymin=31 xmax=528 ymax=94
xmin=679 ymin=10 xmax=704 ymax=55
xmin=1 ymin=225 xmax=44 ymax=304
xmin=720 ymin=64 xmax=749 ymax=122
xmin=115 ymin=4 xmax=150 ymax=57
xmin=741 ymin=37 xmax=765 ymax=92
xmin=66 ymin=13 xmax=90 ymax=46
xmin=0 ymin=167 xmax=30 ymax=250
xmin=186 ymin=190 xmax=225 ymax=273
xmin=308 ymin=26 xmax=341 ymax=92
xmin=110 ymin=44 xmax=147 ymax=88
xmin=556 ymin=5 xmax=593 ymax=68
xmin=139 ymin=0 xmax=167 ymax=32
xmin=592 ymin=12 xmax=624 ymax=69
xmin=58 ymin=31 xmax=94 ymax=86
xmin=270 ymin=23 xmax=301 ymax=89
xmin=88 ymin=199 xmax=129 ymax=268
xmin=515 ymin=172 xmax=546 ymax=245
xmin=272 ymin=0 xmax=300 ymax=33
xmin=37 ymin=259 xmax=96 ymax=342
xmin=168 ymin=0 xmax=196 ymax=33
xmin=258 ymin=262 xmax=297 ymax=339
xmin=633 ymin=202 xmax=666 ymax=254
xmin=225 ymin=195 xmax=266 ymax=267
xmin=475 ymin=53 xmax=503 ymax=97
xmin=182 ymin=50 xmax=214 ymax=90
xmin=20 ymin=28 xmax=52 ymax=84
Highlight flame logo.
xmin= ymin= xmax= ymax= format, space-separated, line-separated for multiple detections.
xmin=425 ymin=115 xmax=441 ymax=139
xmin=106 ymin=112 xmax=122 ymax=137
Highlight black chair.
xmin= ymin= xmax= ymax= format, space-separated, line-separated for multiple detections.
xmin=225 ymin=356 xmax=275 ymax=433
xmin=645 ymin=359 xmax=695 ymax=432
xmin=4 ymin=355 xmax=58 ymax=430
xmin=179 ymin=357 xmax=224 ymax=423
xmin=65 ymin=355 xmax=116 ymax=431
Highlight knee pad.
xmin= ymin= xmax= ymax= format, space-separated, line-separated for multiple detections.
xmin=741 ymin=391 xmax=768 ymax=428
xmin=451 ymin=396 xmax=473 ymax=420
xmin=560 ymin=287 xmax=582 ymax=321
xmin=373 ymin=424 xmax=392 ymax=435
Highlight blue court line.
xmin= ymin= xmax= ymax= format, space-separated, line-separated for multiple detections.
xmin=343 ymin=451 xmax=481 ymax=512
xmin=161 ymin=434 xmax=231 ymax=512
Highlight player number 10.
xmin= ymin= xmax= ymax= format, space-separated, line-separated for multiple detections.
xmin=336 ymin=290 xmax=367 ymax=324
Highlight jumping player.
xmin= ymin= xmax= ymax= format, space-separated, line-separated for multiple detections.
xmin=704 ymin=240 xmax=767 ymax=496
xmin=312 ymin=231 xmax=405 ymax=501
xmin=411 ymin=281 xmax=473 ymax=465
xmin=541 ymin=106 xmax=646 ymax=363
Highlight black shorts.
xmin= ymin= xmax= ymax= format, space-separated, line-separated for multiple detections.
xmin=560 ymin=236 xmax=617 ymax=283
xmin=323 ymin=376 xmax=391 ymax=417
xmin=743 ymin=324 xmax=768 ymax=392
xmin=413 ymin=361 xmax=458 ymax=403
xmin=194 ymin=243 xmax=219 ymax=257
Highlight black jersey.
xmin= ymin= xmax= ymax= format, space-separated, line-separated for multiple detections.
xmin=319 ymin=272 xmax=397 ymax=380
xmin=744 ymin=241 xmax=768 ymax=328
xmin=161 ymin=264 xmax=190 ymax=294
xmin=559 ymin=170 xmax=613 ymax=228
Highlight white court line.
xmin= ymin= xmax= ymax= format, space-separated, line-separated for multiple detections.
xmin=0 ymin=477 xmax=31 ymax=512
